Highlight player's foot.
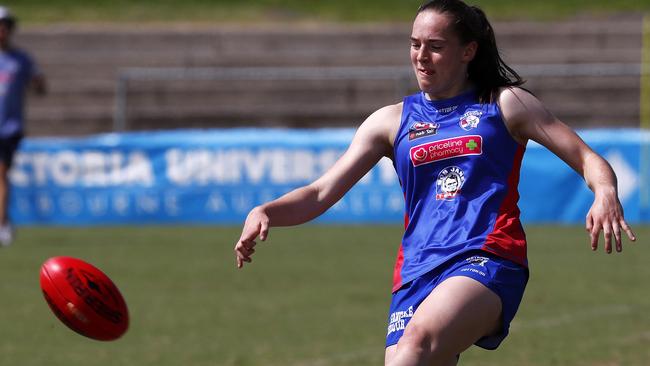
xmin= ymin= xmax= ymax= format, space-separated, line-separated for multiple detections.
xmin=0 ymin=224 xmax=13 ymax=246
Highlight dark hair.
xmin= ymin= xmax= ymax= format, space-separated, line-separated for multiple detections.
xmin=0 ymin=18 xmax=15 ymax=33
xmin=417 ymin=0 xmax=524 ymax=103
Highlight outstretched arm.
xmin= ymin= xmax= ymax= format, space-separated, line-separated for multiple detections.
xmin=499 ymin=87 xmax=636 ymax=253
xmin=234 ymin=104 xmax=401 ymax=268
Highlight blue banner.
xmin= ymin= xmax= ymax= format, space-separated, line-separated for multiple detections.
xmin=8 ymin=128 xmax=649 ymax=225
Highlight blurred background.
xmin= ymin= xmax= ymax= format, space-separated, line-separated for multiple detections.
xmin=11 ymin=0 xmax=650 ymax=135
xmin=1 ymin=1 xmax=650 ymax=365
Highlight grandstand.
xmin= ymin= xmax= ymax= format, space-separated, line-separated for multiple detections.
xmin=17 ymin=15 xmax=643 ymax=136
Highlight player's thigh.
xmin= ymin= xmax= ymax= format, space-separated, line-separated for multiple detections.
xmin=385 ymin=344 xmax=397 ymax=365
xmin=385 ymin=345 xmax=458 ymax=366
xmin=403 ymin=276 xmax=502 ymax=357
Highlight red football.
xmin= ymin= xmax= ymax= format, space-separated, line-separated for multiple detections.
xmin=40 ymin=256 xmax=129 ymax=341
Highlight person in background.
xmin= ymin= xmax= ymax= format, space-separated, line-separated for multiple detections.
xmin=0 ymin=6 xmax=46 ymax=246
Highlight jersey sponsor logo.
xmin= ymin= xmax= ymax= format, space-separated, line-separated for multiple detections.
xmin=466 ymin=256 xmax=489 ymax=266
xmin=436 ymin=166 xmax=465 ymax=200
xmin=409 ymin=135 xmax=482 ymax=167
xmin=459 ymin=110 xmax=482 ymax=131
xmin=462 ymin=256 xmax=489 ymax=276
xmin=408 ymin=121 xmax=439 ymax=141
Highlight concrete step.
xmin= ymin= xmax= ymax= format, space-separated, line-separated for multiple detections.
xmin=11 ymin=19 xmax=647 ymax=136
xmin=19 ymin=19 xmax=642 ymax=66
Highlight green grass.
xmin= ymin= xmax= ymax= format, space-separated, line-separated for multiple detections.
xmin=8 ymin=0 xmax=650 ymax=24
xmin=0 ymin=225 xmax=648 ymax=366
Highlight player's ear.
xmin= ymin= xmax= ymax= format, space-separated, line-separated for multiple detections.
xmin=461 ymin=41 xmax=477 ymax=63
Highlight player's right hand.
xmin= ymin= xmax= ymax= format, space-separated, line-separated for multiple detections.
xmin=234 ymin=206 xmax=270 ymax=268
xmin=585 ymin=188 xmax=636 ymax=253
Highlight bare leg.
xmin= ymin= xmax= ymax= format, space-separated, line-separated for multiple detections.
xmin=385 ymin=276 xmax=502 ymax=366
xmin=386 ymin=345 xmax=458 ymax=366
xmin=0 ymin=162 xmax=8 ymax=225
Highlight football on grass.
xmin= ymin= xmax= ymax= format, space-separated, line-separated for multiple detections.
xmin=40 ymin=256 xmax=129 ymax=341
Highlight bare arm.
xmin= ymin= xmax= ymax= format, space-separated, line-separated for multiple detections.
xmin=234 ymin=103 xmax=401 ymax=268
xmin=499 ymin=87 xmax=636 ymax=253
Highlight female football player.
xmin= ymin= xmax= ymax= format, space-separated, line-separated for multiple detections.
xmin=234 ymin=1 xmax=636 ymax=365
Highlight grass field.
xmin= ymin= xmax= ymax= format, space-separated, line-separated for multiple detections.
xmin=11 ymin=0 xmax=650 ymax=24
xmin=0 ymin=225 xmax=648 ymax=366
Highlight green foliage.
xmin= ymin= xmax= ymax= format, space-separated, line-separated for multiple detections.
xmin=0 ymin=225 xmax=647 ymax=365
xmin=8 ymin=0 xmax=650 ymax=24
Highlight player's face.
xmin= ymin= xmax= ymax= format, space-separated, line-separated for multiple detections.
xmin=410 ymin=10 xmax=477 ymax=100
xmin=0 ymin=22 xmax=11 ymax=49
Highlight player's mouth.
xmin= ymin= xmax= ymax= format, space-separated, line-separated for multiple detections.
xmin=418 ymin=68 xmax=434 ymax=76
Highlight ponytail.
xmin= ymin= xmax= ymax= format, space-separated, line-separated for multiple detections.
xmin=417 ymin=0 xmax=524 ymax=103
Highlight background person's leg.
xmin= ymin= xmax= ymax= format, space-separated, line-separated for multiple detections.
xmin=0 ymin=162 xmax=12 ymax=245
xmin=0 ymin=162 xmax=9 ymax=224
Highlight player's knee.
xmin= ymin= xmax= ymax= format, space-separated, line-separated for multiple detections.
xmin=398 ymin=323 xmax=456 ymax=365
xmin=399 ymin=322 xmax=438 ymax=358
xmin=399 ymin=322 xmax=431 ymax=355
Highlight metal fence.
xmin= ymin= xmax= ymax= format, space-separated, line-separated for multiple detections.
xmin=113 ymin=63 xmax=644 ymax=132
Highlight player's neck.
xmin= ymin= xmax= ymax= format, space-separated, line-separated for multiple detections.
xmin=425 ymin=81 xmax=475 ymax=102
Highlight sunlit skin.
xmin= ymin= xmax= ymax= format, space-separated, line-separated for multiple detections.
xmin=410 ymin=10 xmax=477 ymax=100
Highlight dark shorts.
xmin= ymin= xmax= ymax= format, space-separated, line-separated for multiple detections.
xmin=0 ymin=134 xmax=22 ymax=167
xmin=385 ymin=250 xmax=529 ymax=350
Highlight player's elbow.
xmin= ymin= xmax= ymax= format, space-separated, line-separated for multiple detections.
xmin=309 ymin=181 xmax=342 ymax=215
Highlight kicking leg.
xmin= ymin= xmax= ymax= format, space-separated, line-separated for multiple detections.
xmin=386 ymin=276 xmax=502 ymax=366
xmin=386 ymin=345 xmax=458 ymax=366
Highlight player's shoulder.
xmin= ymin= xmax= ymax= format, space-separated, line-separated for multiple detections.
xmin=371 ymin=102 xmax=403 ymax=120
xmin=354 ymin=102 xmax=403 ymax=152
xmin=496 ymin=86 xmax=555 ymax=143
xmin=360 ymin=102 xmax=402 ymax=130
xmin=367 ymin=101 xmax=403 ymax=133
xmin=496 ymin=86 xmax=547 ymax=121
xmin=496 ymin=86 xmax=537 ymax=106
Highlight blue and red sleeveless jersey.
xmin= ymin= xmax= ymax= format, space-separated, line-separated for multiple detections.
xmin=392 ymin=89 xmax=527 ymax=292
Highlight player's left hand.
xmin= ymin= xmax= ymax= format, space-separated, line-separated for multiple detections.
xmin=586 ymin=188 xmax=636 ymax=253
